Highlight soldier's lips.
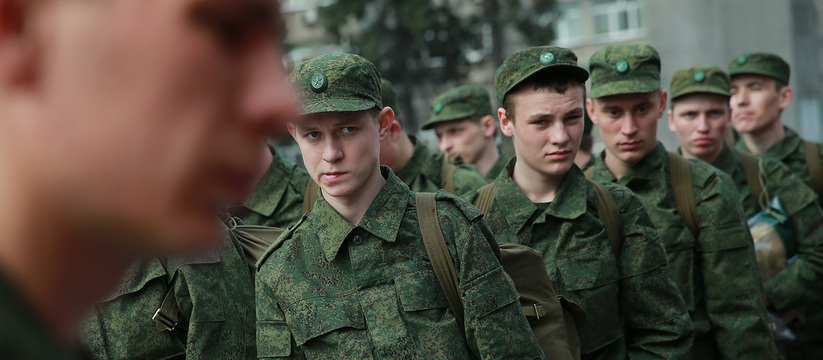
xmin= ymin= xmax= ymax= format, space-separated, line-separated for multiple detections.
xmin=617 ymin=140 xmax=643 ymax=150
xmin=546 ymin=150 xmax=571 ymax=161
xmin=321 ymin=172 xmax=347 ymax=183
xmin=692 ymin=137 xmax=715 ymax=146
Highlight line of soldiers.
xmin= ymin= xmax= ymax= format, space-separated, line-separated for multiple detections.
xmin=75 ymin=42 xmax=823 ymax=360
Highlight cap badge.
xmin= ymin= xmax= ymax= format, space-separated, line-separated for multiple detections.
xmin=616 ymin=60 xmax=630 ymax=74
xmin=540 ymin=52 xmax=556 ymax=65
xmin=737 ymin=55 xmax=748 ymax=65
xmin=693 ymin=71 xmax=706 ymax=82
xmin=434 ymin=102 xmax=444 ymax=114
xmin=310 ymin=73 xmax=328 ymax=93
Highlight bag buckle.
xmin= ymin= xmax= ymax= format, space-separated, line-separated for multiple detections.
xmin=152 ymin=308 xmax=177 ymax=332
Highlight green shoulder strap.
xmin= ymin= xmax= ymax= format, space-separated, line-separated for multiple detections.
xmin=152 ymin=258 xmax=179 ymax=332
xmin=668 ymin=152 xmax=699 ymax=239
xmin=740 ymin=152 xmax=766 ymax=210
xmin=441 ymin=158 xmax=456 ymax=194
xmin=804 ymin=140 xmax=823 ymax=199
xmin=416 ymin=192 xmax=465 ymax=327
xmin=589 ymin=180 xmax=624 ymax=257
xmin=473 ymin=183 xmax=495 ymax=214
xmin=302 ymin=180 xmax=318 ymax=213
xmin=583 ymin=166 xmax=595 ymax=180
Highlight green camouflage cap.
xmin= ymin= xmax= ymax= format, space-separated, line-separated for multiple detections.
xmin=494 ymin=45 xmax=589 ymax=104
xmin=423 ymin=85 xmax=493 ymax=130
xmin=289 ymin=53 xmax=382 ymax=115
xmin=669 ymin=66 xmax=730 ymax=101
xmin=588 ymin=44 xmax=661 ymax=98
xmin=728 ymin=52 xmax=790 ymax=85
xmin=381 ymin=79 xmax=398 ymax=117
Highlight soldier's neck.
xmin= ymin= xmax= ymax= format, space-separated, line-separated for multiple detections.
xmin=323 ymin=167 xmax=386 ymax=225
xmin=0 ymin=158 xmax=131 ymax=345
xmin=741 ymin=119 xmax=785 ymax=155
xmin=511 ymin=159 xmax=562 ymax=203
xmin=473 ymin=141 xmax=500 ymax=177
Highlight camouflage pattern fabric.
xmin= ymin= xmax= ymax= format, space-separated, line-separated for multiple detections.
xmin=255 ymin=167 xmax=544 ymax=359
xmin=81 ymin=227 xmax=257 ymax=360
xmin=669 ymin=66 xmax=730 ymax=101
xmin=289 ymin=53 xmax=382 ymax=115
xmin=423 ymin=85 xmax=494 ymax=130
xmin=736 ymin=127 xmax=823 ymax=194
xmin=494 ymin=45 xmax=589 ymax=104
xmin=463 ymin=159 xmax=694 ymax=359
xmin=395 ymin=135 xmax=488 ymax=196
xmin=589 ymin=143 xmax=778 ymax=359
xmin=484 ymin=154 xmax=510 ymax=183
xmin=0 ymin=271 xmax=73 ymax=359
xmin=728 ymin=53 xmax=790 ymax=85
xmin=233 ymin=147 xmax=311 ymax=229
xmin=588 ymin=44 xmax=661 ymax=99
xmin=707 ymin=144 xmax=823 ymax=308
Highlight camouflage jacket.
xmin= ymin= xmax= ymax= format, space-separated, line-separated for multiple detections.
xmin=736 ymin=126 xmax=823 ymax=192
xmin=463 ymin=160 xmax=694 ymax=360
xmin=81 ymin=227 xmax=257 ymax=360
xmin=484 ymin=154 xmax=510 ymax=183
xmin=255 ymin=167 xmax=544 ymax=359
xmin=395 ymin=135 xmax=487 ymax=195
xmin=709 ymin=144 xmax=823 ymax=311
xmin=0 ymin=271 xmax=74 ymax=359
xmin=233 ymin=147 xmax=312 ymax=229
xmin=589 ymin=143 xmax=776 ymax=359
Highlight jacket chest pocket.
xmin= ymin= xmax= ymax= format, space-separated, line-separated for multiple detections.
xmin=394 ymin=271 xmax=449 ymax=312
xmin=557 ymin=246 xmax=623 ymax=354
xmin=283 ymin=296 xmax=367 ymax=347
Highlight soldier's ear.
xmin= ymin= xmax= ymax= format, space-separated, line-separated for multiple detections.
xmin=481 ymin=115 xmax=496 ymax=138
xmin=585 ymin=99 xmax=598 ymax=125
xmin=287 ymin=122 xmax=297 ymax=141
xmin=0 ymin=0 xmax=40 ymax=90
xmin=657 ymin=90 xmax=668 ymax=118
xmin=377 ymin=106 xmax=394 ymax=141
xmin=499 ymin=108 xmax=514 ymax=138
xmin=778 ymin=85 xmax=793 ymax=111
xmin=667 ymin=109 xmax=677 ymax=133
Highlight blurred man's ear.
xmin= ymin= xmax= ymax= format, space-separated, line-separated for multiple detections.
xmin=778 ymin=85 xmax=794 ymax=111
xmin=377 ymin=106 xmax=395 ymax=142
xmin=0 ymin=0 xmax=39 ymax=88
xmin=481 ymin=115 xmax=496 ymax=138
xmin=585 ymin=98 xmax=599 ymax=126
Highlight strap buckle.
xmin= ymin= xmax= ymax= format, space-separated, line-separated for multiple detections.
xmin=533 ymin=304 xmax=541 ymax=320
xmin=152 ymin=308 xmax=177 ymax=332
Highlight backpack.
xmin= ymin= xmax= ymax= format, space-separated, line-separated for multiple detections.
xmin=415 ymin=192 xmax=587 ymax=360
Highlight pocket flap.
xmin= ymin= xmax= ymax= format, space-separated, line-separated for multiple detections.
xmin=395 ymin=271 xmax=449 ymax=311
xmin=557 ymin=247 xmax=619 ymax=291
xmin=104 ymin=258 xmax=166 ymax=302
xmin=257 ymin=321 xmax=292 ymax=358
xmin=283 ymin=297 xmax=366 ymax=347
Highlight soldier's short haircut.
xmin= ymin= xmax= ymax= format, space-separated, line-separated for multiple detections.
xmin=502 ymin=70 xmax=586 ymax=121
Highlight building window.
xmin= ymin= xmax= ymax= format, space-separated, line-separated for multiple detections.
xmin=555 ymin=2 xmax=583 ymax=43
xmin=591 ymin=0 xmax=644 ymax=37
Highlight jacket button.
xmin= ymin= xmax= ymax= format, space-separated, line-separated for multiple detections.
xmin=352 ymin=235 xmax=363 ymax=245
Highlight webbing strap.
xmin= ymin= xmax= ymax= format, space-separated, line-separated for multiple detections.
xmin=804 ymin=141 xmax=823 ymax=199
xmin=473 ymin=183 xmax=495 ymax=214
xmin=521 ymin=304 xmax=546 ymax=319
xmin=415 ymin=192 xmax=464 ymax=326
xmin=302 ymin=180 xmax=318 ymax=214
xmin=669 ymin=153 xmax=699 ymax=239
xmin=590 ymin=180 xmax=624 ymax=257
xmin=583 ymin=166 xmax=595 ymax=180
xmin=441 ymin=158 xmax=456 ymax=194
xmin=152 ymin=287 xmax=179 ymax=332
xmin=740 ymin=152 xmax=766 ymax=211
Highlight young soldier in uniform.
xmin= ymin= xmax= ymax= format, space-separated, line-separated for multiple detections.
xmin=378 ymin=80 xmax=487 ymax=195
xmin=255 ymin=53 xmax=544 ymax=359
xmin=464 ymin=45 xmax=693 ymax=359
xmin=727 ymin=55 xmax=823 ymax=359
xmin=729 ymin=53 xmax=823 ymax=196
xmin=586 ymin=44 xmax=777 ymax=359
xmin=424 ymin=85 xmax=508 ymax=181
xmin=0 ymin=0 xmax=295 ymax=358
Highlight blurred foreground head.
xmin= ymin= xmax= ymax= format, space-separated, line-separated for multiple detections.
xmin=0 ymin=0 xmax=298 ymax=255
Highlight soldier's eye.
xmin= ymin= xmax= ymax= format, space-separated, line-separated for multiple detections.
xmin=341 ymin=127 xmax=356 ymax=134
xmin=636 ymin=106 xmax=649 ymax=115
xmin=306 ymin=131 xmax=320 ymax=139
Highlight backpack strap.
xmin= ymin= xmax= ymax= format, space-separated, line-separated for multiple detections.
xmin=473 ymin=183 xmax=495 ymax=214
xmin=590 ymin=180 xmax=624 ymax=257
xmin=152 ymin=258 xmax=179 ymax=332
xmin=740 ymin=152 xmax=766 ymax=211
xmin=416 ymin=192 xmax=464 ymax=327
xmin=668 ymin=152 xmax=699 ymax=239
xmin=302 ymin=180 xmax=318 ymax=214
xmin=583 ymin=165 xmax=595 ymax=180
xmin=804 ymin=140 xmax=823 ymax=199
xmin=441 ymin=158 xmax=456 ymax=194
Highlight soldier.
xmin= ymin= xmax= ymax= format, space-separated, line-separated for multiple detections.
xmin=378 ymin=80 xmax=487 ymax=195
xmin=585 ymin=45 xmax=777 ymax=359
xmin=729 ymin=53 xmax=823 ymax=196
xmin=256 ymin=53 xmax=544 ymax=359
xmin=0 ymin=0 xmax=295 ymax=358
xmin=423 ymin=85 xmax=508 ymax=181
xmin=232 ymin=145 xmax=314 ymax=228
xmin=464 ymin=45 xmax=693 ymax=359
xmin=574 ymin=112 xmax=596 ymax=170
xmin=728 ymin=54 xmax=823 ymax=359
